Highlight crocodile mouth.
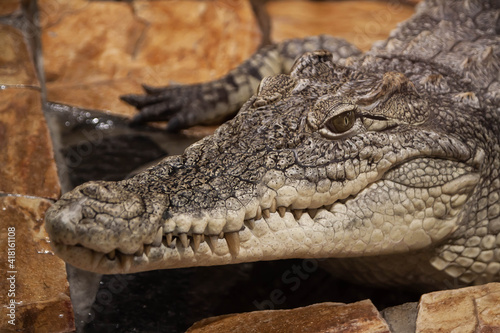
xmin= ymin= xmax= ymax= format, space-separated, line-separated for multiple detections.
xmin=50 ymin=202 xmax=339 ymax=273
xmin=49 ymin=156 xmax=480 ymax=274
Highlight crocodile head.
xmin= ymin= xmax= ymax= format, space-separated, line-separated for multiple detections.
xmin=45 ymin=51 xmax=483 ymax=276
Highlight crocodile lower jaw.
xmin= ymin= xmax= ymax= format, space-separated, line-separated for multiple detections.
xmin=49 ymin=172 xmax=478 ymax=274
xmin=50 ymin=204 xmax=336 ymax=274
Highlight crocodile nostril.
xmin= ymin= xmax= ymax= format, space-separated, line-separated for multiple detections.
xmin=162 ymin=209 xmax=172 ymax=220
xmin=79 ymin=181 xmax=131 ymax=203
xmin=80 ymin=219 xmax=95 ymax=225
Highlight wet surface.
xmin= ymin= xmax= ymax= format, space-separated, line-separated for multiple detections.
xmin=0 ymin=196 xmax=74 ymax=332
xmin=45 ymin=102 xmax=201 ymax=189
xmin=85 ymin=261 xmax=420 ymax=332
xmin=46 ymin=102 xmax=199 ymax=157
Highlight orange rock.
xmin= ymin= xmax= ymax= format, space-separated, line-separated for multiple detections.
xmin=0 ymin=0 xmax=22 ymax=17
xmin=131 ymin=1 xmax=262 ymax=83
xmin=416 ymin=283 xmax=500 ymax=332
xmin=187 ymin=300 xmax=390 ymax=333
xmin=267 ymin=1 xmax=417 ymax=51
xmin=41 ymin=1 xmax=146 ymax=84
xmin=37 ymin=0 xmax=90 ymax=29
xmin=0 ymin=196 xmax=74 ymax=333
xmin=40 ymin=0 xmax=261 ymax=117
xmin=0 ymin=24 xmax=39 ymax=86
xmin=0 ymin=88 xmax=60 ymax=199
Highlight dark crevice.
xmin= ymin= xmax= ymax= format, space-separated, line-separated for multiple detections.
xmin=250 ymin=0 xmax=272 ymax=47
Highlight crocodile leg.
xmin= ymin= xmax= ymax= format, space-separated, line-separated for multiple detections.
xmin=121 ymin=35 xmax=361 ymax=131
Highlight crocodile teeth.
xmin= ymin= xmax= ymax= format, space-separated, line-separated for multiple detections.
xmin=255 ymin=206 xmax=262 ymax=220
xmin=278 ymin=206 xmax=286 ymax=218
xmin=179 ymin=233 xmax=189 ymax=248
xmin=293 ymin=209 xmax=303 ymax=220
xmin=107 ymin=250 xmax=116 ymax=260
xmin=144 ymin=244 xmax=151 ymax=256
xmin=152 ymin=227 xmax=163 ymax=247
xmin=308 ymin=209 xmax=318 ymax=219
xmin=225 ymin=232 xmax=240 ymax=256
xmin=244 ymin=219 xmax=255 ymax=230
xmin=165 ymin=233 xmax=173 ymax=248
xmin=207 ymin=235 xmax=218 ymax=254
xmin=192 ymin=234 xmax=202 ymax=252
xmin=120 ymin=255 xmax=133 ymax=271
xmin=270 ymin=199 xmax=277 ymax=213
xmin=262 ymin=208 xmax=270 ymax=219
xmin=218 ymin=231 xmax=225 ymax=239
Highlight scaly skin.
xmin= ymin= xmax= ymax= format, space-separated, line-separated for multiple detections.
xmin=121 ymin=35 xmax=361 ymax=131
xmin=45 ymin=0 xmax=500 ymax=289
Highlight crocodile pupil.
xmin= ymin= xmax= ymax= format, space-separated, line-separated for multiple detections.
xmin=329 ymin=111 xmax=355 ymax=133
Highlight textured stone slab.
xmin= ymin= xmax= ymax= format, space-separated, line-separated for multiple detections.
xmin=416 ymin=283 xmax=500 ymax=332
xmin=381 ymin=302 xmax=418 ymax=333
xmin=267 ymin=1 xmax=417 ymax=51
xmin=0 ymin=0 xmax=22 ymax=17
xmin=131 ymin=1 xmax=261 ymax=84
xmin=0 ymin=24 xmax=39 ymax=86
xmin=0 ymin=196 xmax=74 ymax=332
xmin=187 ymin=300 xmax=390 ymax=333
xmin=41 ymin=0 xmax=261 ymax=117
xmin=0 ymin=88 xmax=60 ymax=199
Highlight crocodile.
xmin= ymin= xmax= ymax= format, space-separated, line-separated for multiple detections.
xmin=45 ymin=0 xmax=500 ymax=289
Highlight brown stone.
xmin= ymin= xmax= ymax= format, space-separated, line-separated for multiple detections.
xmin=267 ymin=1 xmax=417 ymax=51
xmin=187 ymin=300 xmax=390 ymax=333
xmin=41 ymin=1 xmax=145 ymax=84
xmin=131 ymin=1 xmax=261 ymax=83
xmin=40 ymin=0 xmax=261 ymax=117
xmin=0 ymin=0 xmax=22 ymax=17
xmin=0 ymin=88 xmax=60 ymax=199
xmin=0 ymin=196 xmax=74 ymax=332
xmin=416 ymin=283 xmax=500 ymax=332
xmin=0 ymin=24 xmax=39 ymax=86
xmin=44 ymin=80 xmax=143 ymax=119
xmin=37 ymin=0 xmax=89 ymax=28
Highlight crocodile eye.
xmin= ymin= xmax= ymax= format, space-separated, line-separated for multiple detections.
xmin=326 ymin=110 xmax=356 ymax=133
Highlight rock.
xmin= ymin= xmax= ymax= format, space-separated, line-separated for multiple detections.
xmin=130 ymin=1 xmax=261 ymax=83
xmin=0 ymin=23 xmax=59 ymax=199
xmin=40 ymin=0 xmax=147 ymax=116
xmin=381 ymin=302 xmax=418 ymax=333
xmin=40 ymin=0 xmax=261 ymax=117
xmin=0 ymin=88 xmax=60 ymax=199
xmin=0 ymin=0 xmax=22 ymax=17
xmin=0 ymin=196 xmax=74 ymax=333
xmin=0 ymin=24 xmax=39 ymax=86
xmin=267 ymin=1 xmax=418 ymax=51
xmin=187 ymin=300 xmax=391 ymax=333
xmin=416 ymin=282 xmax=500 ymax=332
xmin=0 ymin=17 xmax=70 ymax=332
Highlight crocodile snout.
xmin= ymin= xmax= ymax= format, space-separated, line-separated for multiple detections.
xmin=45 ymin=181 xmax=160 ymax=256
